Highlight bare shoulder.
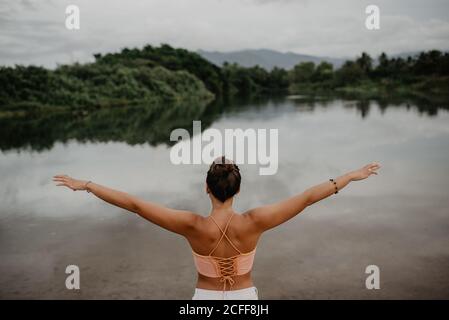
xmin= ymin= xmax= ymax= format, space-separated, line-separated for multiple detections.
xmin=242 ymin=205 xmax=267 ymax=222
xmin=184 ymin=210 xmax=203 ymax=226
xmin=174 ymin=210 xmax=203 ymax=235
xmin=240 ymin=208 xmax=265 ymax=232
xmin=241 ymin=208 xmax=257 ymax=221
xmin=241 ymin=203 xmax=279 ymax=233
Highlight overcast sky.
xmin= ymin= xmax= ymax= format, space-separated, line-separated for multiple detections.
xmin=1 ymin=0 xmax=449 ymax=68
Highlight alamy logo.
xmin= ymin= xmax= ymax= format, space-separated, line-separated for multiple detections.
xmin=365 ymin=265 xmax=380 ymax=289
xmin=65 ymin=5 xmax=80 ymax=30
xmin=365 ymin=5 xmax=380 ymax=30
xmin=170 ymin=121 xmax=279 ymax=175
xmin=65 ymin=265 xmax=80 ymax=290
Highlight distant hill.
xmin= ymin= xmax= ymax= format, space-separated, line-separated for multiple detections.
xmin=197 ymin=48 xmax=346 ymax=70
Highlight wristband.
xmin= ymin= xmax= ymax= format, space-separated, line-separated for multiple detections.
xmin=85 ymin=180 xmax=92 ymax=193
xmin=329 ymin=179 xmax=338 ymax=194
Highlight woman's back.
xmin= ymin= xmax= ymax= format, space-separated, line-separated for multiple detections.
xmin=187 ymin=210 xmax=261 ymax=291
xmin=188 ymin=211 xmax=259 ymax=255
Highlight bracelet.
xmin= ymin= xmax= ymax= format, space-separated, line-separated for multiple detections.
xmin=85 ymin=180 xmax=92 ymax=193
xmin=329 ymin=178 xmax=338 ymax=194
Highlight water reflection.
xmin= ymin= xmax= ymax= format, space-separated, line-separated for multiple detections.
xmin=288 ymin=93 xmax=449 ymax=118
xmin=1 ymin=93 xmax=448 ymax=152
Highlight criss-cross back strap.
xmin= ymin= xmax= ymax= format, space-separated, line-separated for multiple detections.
xmin=208 ymin=213 xmax=242 ymax=256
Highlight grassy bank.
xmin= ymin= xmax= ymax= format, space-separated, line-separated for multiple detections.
xmin=289 ymin=77 xmax=449 ymax=101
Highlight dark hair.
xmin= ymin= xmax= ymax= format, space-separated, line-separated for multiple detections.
xmin=206 ymin=156 xmax=241 ymax=202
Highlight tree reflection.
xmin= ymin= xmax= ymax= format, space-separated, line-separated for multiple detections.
xmin=1 ymin=93 xmax=448 ymax=152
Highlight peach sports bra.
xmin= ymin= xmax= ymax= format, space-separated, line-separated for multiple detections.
xmin=192 ymin=213 xmax=257 ymax=291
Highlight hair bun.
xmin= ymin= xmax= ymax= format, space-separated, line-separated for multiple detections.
xmin=207 ymin=157 xmax=242 ymax=202
xmin=211 ymin=156 xmax=240 ymax=176
xmin=213 ymin=163 xmax=233 ymax=177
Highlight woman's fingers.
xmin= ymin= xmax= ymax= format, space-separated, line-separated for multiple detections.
xmin=54 ymin=177 xmax=71 ymax=187
xmin=366 ymin=162 xmax=381 ymax=173
xmin=368 ymin=163 xmax=380 ymax=176
xmin=53 ymin=175 xmax=72 ymax=182
xmin=53 ymin=175 xmax=72 ymax=181
xmin=53 ymin=174 xmax=76 ymax=190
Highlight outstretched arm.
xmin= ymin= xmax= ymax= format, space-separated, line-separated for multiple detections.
xmin=244 ymin=162 xmax=381 ymax=232
xmin=52 ymin=175 xmax=198 ymax=236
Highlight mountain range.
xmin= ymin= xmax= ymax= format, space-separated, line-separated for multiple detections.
xmin=197 ymin=48 xmax=346 ymax=70
xmin=197 ymin=49 xmax=423 ymax=71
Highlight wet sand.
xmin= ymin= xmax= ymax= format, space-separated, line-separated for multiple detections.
xmin=1 ymin=194 xmax=448 ymax=299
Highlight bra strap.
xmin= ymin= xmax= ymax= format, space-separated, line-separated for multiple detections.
xmin=208 ymin=213 xmax=242 ymax=256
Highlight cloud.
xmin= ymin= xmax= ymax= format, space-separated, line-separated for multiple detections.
xmin=0 ymin=0 xmax=448 ymax=68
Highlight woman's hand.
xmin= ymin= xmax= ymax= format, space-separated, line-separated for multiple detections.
xmin=53 ymin=174 xmax=89 ymax=191
xmin=349 ymin=162 xmax=381 ymax=181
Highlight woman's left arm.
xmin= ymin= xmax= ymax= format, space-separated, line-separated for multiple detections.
xmin=53 ymin=175 xmax=199 ymax=236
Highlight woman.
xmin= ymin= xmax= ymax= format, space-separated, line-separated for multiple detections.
xmin=53 ymin=157 xmax=380 ymax=300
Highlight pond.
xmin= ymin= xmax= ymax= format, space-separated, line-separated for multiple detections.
xmin=1 ymin=95 xmax=448 ymax=299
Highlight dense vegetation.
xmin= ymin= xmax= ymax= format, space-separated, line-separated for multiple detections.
xmin=0 ymin=61 xmax=214 ymax=111
xmin=92 ymin=44 xmax=224 ymax=96
xmin=0 ymin=44 xmax=292 ymax=113
xmin=0 ymin=45 xmax=448 ymax=115
xmin=288 ymin=50 xmax=449 ymax=97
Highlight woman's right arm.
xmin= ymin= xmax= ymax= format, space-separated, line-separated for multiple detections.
xmin=244 ymin=162 xmax=381 ymax=232
xmin=53 ymin=175 xmax=199 ymax=236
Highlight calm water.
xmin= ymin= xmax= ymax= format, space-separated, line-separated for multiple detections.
xmin=1 ymin=95 xmax=449 ymax=299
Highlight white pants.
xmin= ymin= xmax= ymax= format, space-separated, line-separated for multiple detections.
xmin=192 ymin=287 xmax=259 ymax=300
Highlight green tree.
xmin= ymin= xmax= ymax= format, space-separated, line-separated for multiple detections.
xmin=312 ymin=61 xmax=333 ymax=82
xmin=355 ymin=52 xmax=373 ymax=75
xmin=290 ymin=62 xmax=315 ymax=83
xmin=335 ymin=61 xmax=364 ymax=85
